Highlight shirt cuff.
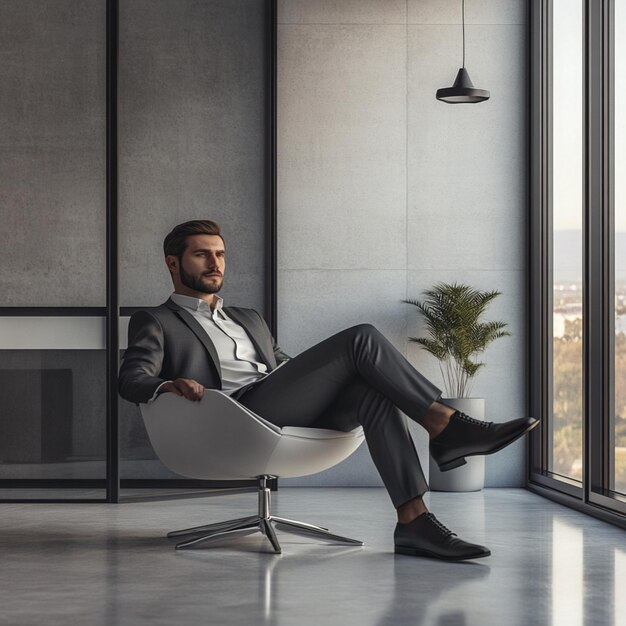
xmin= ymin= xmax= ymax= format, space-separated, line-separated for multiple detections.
xmin=148 ymin=380 xmax=173 ymax=403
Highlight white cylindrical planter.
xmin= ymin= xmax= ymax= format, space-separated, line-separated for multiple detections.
xmin=428 ymin=398 xmax=485 ymax=492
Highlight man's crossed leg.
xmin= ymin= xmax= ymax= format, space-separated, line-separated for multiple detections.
xmin=236 ymin=323 xmax=538 ymax=561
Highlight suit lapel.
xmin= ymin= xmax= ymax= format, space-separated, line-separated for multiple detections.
xmin=164 ymin=298 xmax=222 ymax=380
xmin=223 ymin=307 xmax=274 ymax=369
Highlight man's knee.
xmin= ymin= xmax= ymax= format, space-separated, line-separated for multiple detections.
xmin=339 ymin=324 xmax=384 ymax=349
xmin=331 ymin=323 xmax=383 ymax=351
xmin=345 ymin=323 xmax=378 ymax=336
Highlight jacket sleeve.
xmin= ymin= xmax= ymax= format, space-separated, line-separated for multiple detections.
xmin=254 ymin=311 xmax=291 ymax=365
xmin=118 ymin=310 xmax=168 ymax=405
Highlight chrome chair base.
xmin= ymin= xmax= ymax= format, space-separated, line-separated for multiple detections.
xmin=167 ymin=476 xmax=364 ymax=554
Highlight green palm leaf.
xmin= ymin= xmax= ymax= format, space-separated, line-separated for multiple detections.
xmin=402 ymin=281 xmax=510 ymax=398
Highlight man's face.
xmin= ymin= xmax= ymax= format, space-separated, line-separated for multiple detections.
xmin=170 ymin=234 xmax=225 ymax=294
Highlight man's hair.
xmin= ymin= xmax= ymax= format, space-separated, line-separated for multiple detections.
xmin=163 ymin=220 xmax=224 ymax=260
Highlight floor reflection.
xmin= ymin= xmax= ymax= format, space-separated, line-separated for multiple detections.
xmin=374 ymin=559 xmax=490 ymax=626
xmin=552 ymin=517 xmax=583 ymax=626
xmin=615 ymin=548 xmax=626 ymax=626
xmin=175 ymin=540 xmax=369 ymax=623
xmin=176 ymin=538 xmax=493 ymax=625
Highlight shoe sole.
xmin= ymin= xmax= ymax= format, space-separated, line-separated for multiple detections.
xmin=394 ymin=545 xmax=491 ymax=561
xmin=436 ymin=419 xmax=540 ymax=472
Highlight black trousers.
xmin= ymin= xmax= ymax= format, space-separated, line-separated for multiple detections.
xmin=234 ymin=324 xmax=443 ymax=508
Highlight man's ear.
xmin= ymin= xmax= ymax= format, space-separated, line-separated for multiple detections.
xmin=165 ymin=255 xmax=177 ymax=272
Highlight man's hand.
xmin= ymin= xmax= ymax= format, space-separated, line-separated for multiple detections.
xmin=160 ymin=379 xmax=205 ymax=402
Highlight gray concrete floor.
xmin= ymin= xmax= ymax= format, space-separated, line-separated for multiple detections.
xmin=1 ymin=488 xmax=625 ymax=626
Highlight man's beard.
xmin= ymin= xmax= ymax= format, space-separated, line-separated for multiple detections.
xmin=179 ymin=262 xmax=223 ymax=294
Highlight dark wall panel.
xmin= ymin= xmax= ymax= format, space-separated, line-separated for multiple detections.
xmin=0 ymin=1 xmax=106 ymax=307
xmin=118 ymin=0 xmax=267 ymax=310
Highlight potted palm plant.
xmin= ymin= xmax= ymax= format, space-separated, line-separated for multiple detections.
xmin=403 ymin=282 xmax=511 ymax=491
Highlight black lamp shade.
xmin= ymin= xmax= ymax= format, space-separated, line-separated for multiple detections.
xmin=436 ymin=67 xmax=490 ymax=104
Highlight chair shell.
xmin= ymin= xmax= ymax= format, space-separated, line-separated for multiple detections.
xmin=138 ymin=390 xmax=366 ymax=553
xmin=139 ymin=390 xmax=365 ymax=480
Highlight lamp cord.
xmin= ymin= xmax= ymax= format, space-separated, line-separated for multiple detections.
xmin=462 ymin=0 xmax=466 ymax=68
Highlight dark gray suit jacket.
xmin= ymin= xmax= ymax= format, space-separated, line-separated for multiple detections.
xmin=118 ymin=297 xmax=291 ymax=405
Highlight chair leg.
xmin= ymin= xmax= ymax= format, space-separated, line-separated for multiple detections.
xmin=175 ymin=520 xmax=261 ymax=550
xmin=260 ymin=518 xmax=282 ymax=554
xmin=272 ymin=517 xmax=363 ymax=546
xmin=271 ymin=515 xmax=328 ymax=532
xmin=167 ymin=515 xmax=258 ymax=538
xmin=168 ymin=475 xmax=363 ymax=552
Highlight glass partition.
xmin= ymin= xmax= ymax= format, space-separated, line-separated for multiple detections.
xmin=0 ymin=0 xmax=106 ymax=501
xmin=0 ymin=0 xmax=272 ymax=501
xmin=117 ymin=0 xmax=269 ymax=490
xmin=0 ymin=345 xmax=106 ymax=497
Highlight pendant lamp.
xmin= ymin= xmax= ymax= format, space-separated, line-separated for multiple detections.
xmin=436 ymin=0 xmax=489 ymax=104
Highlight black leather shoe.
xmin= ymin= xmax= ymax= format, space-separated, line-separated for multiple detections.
xmin=394 ymin=512 xmax=490 ymax=561
xmin=430 ymin=411 xmax=539 ymax=472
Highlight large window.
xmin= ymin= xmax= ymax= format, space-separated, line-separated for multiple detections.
xmin=551 ymin=0 xmax=584 ymax=483
xmin=613 ymin=0 xmax=626 ymax=496
xmin=530 ymin=0 xmax=626 ymax=527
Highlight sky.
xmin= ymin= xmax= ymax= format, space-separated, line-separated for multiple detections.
xmin=552 ymin=0 xmax=625 ymax=232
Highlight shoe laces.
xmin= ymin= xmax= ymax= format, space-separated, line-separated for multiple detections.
xmin=425 ymin=512 xmax=456 ymax=537
xmin=455 ymin=411 xmax=490 ymax=429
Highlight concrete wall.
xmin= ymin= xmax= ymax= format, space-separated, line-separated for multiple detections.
xmin=0 ymin=0 xmax=106 ymax=307
xmin=0 ymin=0 xmax=267 ymax=310
xmin=277 ymin=0 xmax=529 ymax=487
xmin=119 ymin=0 xmax=267 ymax=310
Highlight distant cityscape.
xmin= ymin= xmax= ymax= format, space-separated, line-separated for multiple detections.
xmin=552 ymin=282 xmax=626 ymax=337
xmin=551 ymin=230 xmax=625 ymax=493
xmin=552 ymin=229 xmax=626 ymax=337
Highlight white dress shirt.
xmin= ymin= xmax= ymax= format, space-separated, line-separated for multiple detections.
xmin=148 ymin=292 xmax=286 ymax=402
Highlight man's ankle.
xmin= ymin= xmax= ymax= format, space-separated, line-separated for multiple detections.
xmin=397 ymin=496 xmax=428 ymax=523
xmin=422 ymin=401 xmax=456 ymax=439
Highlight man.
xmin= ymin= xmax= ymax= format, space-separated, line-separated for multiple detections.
xmin=118 ymin=219 xmax=539 ymax=561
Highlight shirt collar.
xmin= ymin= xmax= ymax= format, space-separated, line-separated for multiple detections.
xmin=170 ymin=292 xmax=224 ymax=314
